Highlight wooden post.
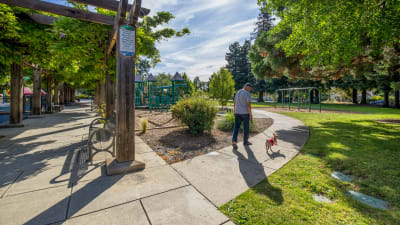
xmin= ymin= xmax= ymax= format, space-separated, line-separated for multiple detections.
xmin=115 ymin=32 xmax=136 ymax=162
xmin=100 ymin=80 xmax=106 ymax=106
xmin=105 ymin=55 xmax=114 ymax=119
xmin=72 ymin=89 xmax=76 ymax=103
xmin=54 ymin=80 xmax=60 ymax=105
xmin=32 ymin=68 xmax=41 ymax=115
xmin=10 ymin=61 xmax=24 ymax=124
xmin=106 ymin=0 xmax=145 ymax=175
xmin=65 ymin=85 xmax=69 ymax=104
xmin=59 ymin=82 xmax=64 ymax=105
xmin=46 ymin=75 xmax=52 ymax=112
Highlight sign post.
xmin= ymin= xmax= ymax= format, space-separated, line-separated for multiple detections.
xmin=105 ymin=0 xmax=146 ymax=175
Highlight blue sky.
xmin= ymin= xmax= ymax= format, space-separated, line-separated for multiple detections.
xmin=142 ymin=0 xmax=260 ymax=81
xmin=46 ymin=0 xmax=261 ymax=81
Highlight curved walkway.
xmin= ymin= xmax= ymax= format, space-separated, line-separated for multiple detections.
xmin=0 ymin=106 xmax=308 ymax=225
xmin=172 ymin=109 xmax=309 ymax=207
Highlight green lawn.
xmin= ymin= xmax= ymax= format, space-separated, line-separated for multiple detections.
xmin=229 ymin=101 xmax=400 ymax=115
xmin=220 ymin=108 xmax=400 ymax=224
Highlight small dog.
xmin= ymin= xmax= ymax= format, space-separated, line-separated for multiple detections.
xmin=265 ymin=133 xmax=278 ymax=153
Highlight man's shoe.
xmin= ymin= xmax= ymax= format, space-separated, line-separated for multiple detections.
xmin=232 ymin=142 xmax=237 ymax=147
xmin=244 ymin=141 xmax=252 ymax=146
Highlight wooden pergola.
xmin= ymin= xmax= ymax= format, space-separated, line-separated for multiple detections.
xmin=1 ymin=0 xmax=150 ymax=175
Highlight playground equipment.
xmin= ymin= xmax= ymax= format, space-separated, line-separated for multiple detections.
xmin=134 ymin=72 xmax=189 ymax=112
xmin=274 ymin=87 xmax=321 ymax=112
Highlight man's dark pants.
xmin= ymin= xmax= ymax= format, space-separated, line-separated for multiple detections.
xmin=232 ymin=114 xmax=250 ymax=143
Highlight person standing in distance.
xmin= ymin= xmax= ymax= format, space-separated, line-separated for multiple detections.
xmin=232 ymin=83 xmax=253 ymax=147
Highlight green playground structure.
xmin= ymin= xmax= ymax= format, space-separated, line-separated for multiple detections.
xmin=135 ymin=72 xmax=189 ymax=112
xmin=274 ymin=87 xmax=321 ymax=112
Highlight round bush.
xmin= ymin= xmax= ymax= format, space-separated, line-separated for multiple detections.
xmin=217 ymin=112 xmax=255 ymax=132
xmin=171 ymin=96 xmax=218 ymax=135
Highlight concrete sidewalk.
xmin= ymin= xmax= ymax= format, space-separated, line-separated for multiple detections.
xmin=0 ymin=105 xmax=308 ymax=225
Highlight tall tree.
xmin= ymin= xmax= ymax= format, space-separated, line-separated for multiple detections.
xmin=209 ymin=68 xmax=235 ymax=107
xmin=226 ymin=40 xmax=256 ymax=90
xmin=181 ymin=72 xmax=194 ymax=95
xmin=155 ymin=73 xmax=172 ymax=86
xmin=137 ymin=58 xmax=151 ymax=79
xmin=193 ymin=76 xmax=201 ymax=91
xmin=250 ymin=5 xmax=275 ymax=40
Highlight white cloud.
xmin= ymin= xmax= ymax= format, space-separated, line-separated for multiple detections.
xmin=146 ymin=0 xmax=260 ymax=81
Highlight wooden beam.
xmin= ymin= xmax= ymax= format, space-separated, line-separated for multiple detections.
xmin=128 ymin=0 xmax=142 ymax=25
xmin=107 ymin=0 xmax=128 ymax=55
xmin=25 ymin=12 xmax=58 ymax=25
xmin=0 ymin=0 xmax=114 ymax=25
xmin=71 ymin=0 xmax=150 ymax=17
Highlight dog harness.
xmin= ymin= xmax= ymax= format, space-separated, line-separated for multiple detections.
xmin=269 ymin=138 xmax=275 ymax=146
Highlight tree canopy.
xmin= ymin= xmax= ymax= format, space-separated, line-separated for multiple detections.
xmin=0 ymin=3 xmax=190 ymax=91
xmin=260 ymin=0 xmax=400 ymax=69
xmin=209 ymin=68 xmax=235 ymax=107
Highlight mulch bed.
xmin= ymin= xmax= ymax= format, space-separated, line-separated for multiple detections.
xmin=135 ymin=110 xmax=273 ymax=164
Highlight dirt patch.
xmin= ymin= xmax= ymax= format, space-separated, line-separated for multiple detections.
xmin=135 ymin=110 xmax=180 ymax=130
xmin=375 ymin=119 xmax=400 ymax=124
xmin=136 ymin=110 xmax=273 ymax=164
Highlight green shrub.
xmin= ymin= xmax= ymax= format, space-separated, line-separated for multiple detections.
xmin=217 ymin=112 xmax=254 ymax=132
xmin=141 ymin=118 xmax=148 ymax=133
xmin=370 ymin=95 xmax=383 ymax=101
xmin=171 ymin=96 xmax=218 ymax=135
xmin=77 ymin=94 xmax=88 ymax=99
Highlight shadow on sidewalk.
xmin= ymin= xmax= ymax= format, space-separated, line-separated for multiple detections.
xmin=232 ymin=145 xmax=283 ymax=205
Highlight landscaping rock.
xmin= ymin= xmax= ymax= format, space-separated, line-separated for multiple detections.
xmin=348 ymin=190 xmax=389 ymax=210
xmin=313 ymin=194 xmax=333 ymax=203
xmin=331 ymin=171 xmax=354 ymax=183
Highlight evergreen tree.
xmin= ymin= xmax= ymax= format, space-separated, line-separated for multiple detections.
xmin=225 ymin=40 xmax=256 ymax=90
xmin=250 ymin=6 xmax=275 ymax=40
xmin=137 ymin=58 xmax=151 ymax=80
xmin=193 ymin=76 xmax=201 ymax=90
xmin=181 ymin=72 xmax=194 ymax=95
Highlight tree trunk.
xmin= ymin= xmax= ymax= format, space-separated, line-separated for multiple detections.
xmin=72 ymin=89 xmax=75 ymax=103
xmin=10 ymin=62 xmax=24 ymax=124
xmin=257 ymin=91 xmax=264 ymax=102
xmin=64 ymin=85 xmax=69 ymax=104
xmin=395 ymin=90 xmax=399 ymax=108
xmin=72 ymin=89 xmax=76 ymax=103
xmin=59 ymin=82 xmax=64 ymax=105
xmin=95 ymin=83 xmax=100 ymax=106
xmin=54 ymin=80 xmax=60 ymax=105
xmin=314 ymin=89 xmax=320 ymax=104
xmin=32 ymin=69 xmax=42 ymax=115
xmin=352 ymin=88 xmax=358 ymax=104
xmin=100 ymin=81 xmax=106 ymax=107
xmin=383 ymin=91 xmax=390 ymax=107
xmin=46 ymin=75 xmax=52 ymax=112
xmin=361 ymin=90 xmax=367 ymax=104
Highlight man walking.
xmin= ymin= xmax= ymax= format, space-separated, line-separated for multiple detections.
xmin=232 ymin=83 xmax=253 ymax=146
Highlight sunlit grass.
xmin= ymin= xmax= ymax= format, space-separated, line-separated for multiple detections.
xmin=220 ymin=108 xmax=400 ymax=224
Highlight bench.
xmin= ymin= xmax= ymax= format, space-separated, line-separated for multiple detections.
xmin=87 ymin=113 xmax=116 ymax=162
xmin=53 ymin=105 xmax=64 ymax=112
